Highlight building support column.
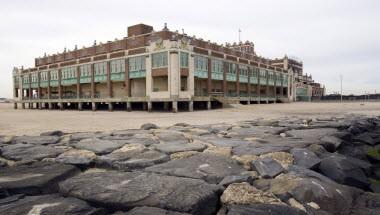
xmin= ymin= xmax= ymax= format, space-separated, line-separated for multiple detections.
xmin=147 ymin=101 xmax=152 ymax=112
xmin=14 ymin=103 xmax=18 ymax=109
xmin=48 ymin=102 xmax=52 ymax=110
xmin=108 ymin=102 xmax=113 ymax=112
xmin=22 ymin=103 xmax=25 ymax=109
xmin=164 ymin=102 xmax=169 ymax=111
xmin=92 ymin=102 xmax=96 ymax=111
xmin=236 ymin=65 xmax=240 ymax=97
xmin=78 ymin=102 xmax=83 ymax=111
xmin=59 ymin=102 xmax=63 ymax=110
xmin=207 ymin=58 xmax=212 ymax=96
xmin=107 ymin=61 xmax=113 ymax=98
xmin=207 ymin=101 xmax=211 ymax=110
xmin=172 ymin=101 xmax=178 ymax=113
xmin=76 ymin=66 xmax=81 ymax=99
xmin=189 ymin=100 xmax=193 ymax=112
xmin=247 ymin=67 xmax=251 ymax=103
xmin=124 ymin=59 xmax=130 ymax=97
xmin=223 ymin=62 xmax=228 ymax=97
xmin=127 ymin=102 xmax=131 ymax=112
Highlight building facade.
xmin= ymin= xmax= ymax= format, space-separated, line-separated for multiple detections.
xmin=12 ymin=23 xmax=309 ymax=112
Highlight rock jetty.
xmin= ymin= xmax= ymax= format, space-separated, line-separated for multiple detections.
xmin=1 ymin=115 xmax=380 ymax=214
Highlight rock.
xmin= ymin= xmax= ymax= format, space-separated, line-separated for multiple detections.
xmin=197 ymin=136 xmax=250 ymax=148
xmin=72 ymin=138 xmax=124 ymax=155
xmin=233 ymin=144 xmax=291 ymax=156
xmin=220 ymin=182 xmax=283 ymax=205
xmin=0 ymin=162 xmax=79 ymax=195
xmin=226 ymin=204 xmax=308 ymax=215
xmin=354 ymin=133 xmax=375 ymax=145
xmin=227 ymin=126 xmax=287 ymax=139
xmin=125 ymin=137 xmax=158 ymax=146
xmin=204 ymin=146 xmax=232 ymax=157
xmin=259 ymin=152 xmax=294 ymax=169
xmin=291 ymin=148 xmax=321 ymax=169
xmin=285 ymin=128 xmax=338 ymax=142
xmin=232 ymin=155 xmax=258 ymax=170
xmin=59 ymin=171 xmax=220 ymax=215
xmin=112 ymin=150 xmax=169 ymax=170
xmin=319 ymin=155 xmax=370 ymax=190
xmin=146 ymin=153 xmax=245 ymax=184
xmin=154 ymin=140 xmax=207 ymax=154
xmin=252 ymin=157 xmax=284 ymax=178
xmin=219 ymin=175 xmax=254 ymax=187
xmin=170 ymin=151 xmax=199 ymax=160
xmin=125 ymin=206 xmax=190 ymax=215
xmin=173 ymin=122 xmax=191 ymax=127
xmin=1 ymin=143 xmax=65 ymax=161
xmin=69 ymin=132 xmax=105 ymax=142
xmin=0 ymin=194 xmax=104 ymax=215
xmin=11 ymin=135 xmax=61 ymax=145
xmin=55 ymin=149 xmax=97 ymax=166
xmin=40 ymin=130 xmax=64 ymax=137
xmin=240 ymin=171 xmax=259 ymax=180
xmin=140 ymin=123 xmax=159 ymax=130
xmin=97 ymin=144 xmax=169 ymax=170
xmin=350 ymin=192 xmax=380 ymax=215
xmin=267 ymin=173 xmax=356 ymax=215
xmin=320 ymin=136 xmax=342 ymax=152
xmin=155 ymin=131 xmax=189 ymax=143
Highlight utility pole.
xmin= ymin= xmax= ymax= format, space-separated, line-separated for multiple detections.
xmin=340 ymin=74 xmax=343 ymax=103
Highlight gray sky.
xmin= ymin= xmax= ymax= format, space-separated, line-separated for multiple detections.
xmin=1 ymin=0 xmax=379 ymax=97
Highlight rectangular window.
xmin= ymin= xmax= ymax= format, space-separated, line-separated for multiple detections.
xmin=240 ymin=65 xmax=248 ymax=76
xmin=61 ymin=67 xmax=77 ymax=79
xmin=228 ymin=63 xmax=236 ymax=74
xmin=152 ymin=52 xmax=168 ymax=68
xmin=80 ymin=64 xmax=91 ymax=77
xmin=111 ymin=59 xmax=126 ymax=74
xmin=129 ymin=56 xmax=146 ymax=71
xmin=212 ymin=59 xmax=223 ymax=73
xmin=94 ymin=62 xmax=106 ymax=75
xmin=180 ymin=52 xmax=189 ymax=68
xmin=194 ymin=55 xmax=208 ymax=71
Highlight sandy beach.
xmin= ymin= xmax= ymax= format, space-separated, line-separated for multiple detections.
xmin=1 ymin=102 xmax=380 ymax=136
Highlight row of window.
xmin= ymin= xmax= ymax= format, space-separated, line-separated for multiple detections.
xmin=61 ymin=67 xmax=77 ymax=79
xmin=129 ymin=56 xmax=145 ymax=72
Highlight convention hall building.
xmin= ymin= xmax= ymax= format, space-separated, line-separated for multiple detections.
xmin=12 ymin=23 xmax=322 ymax=112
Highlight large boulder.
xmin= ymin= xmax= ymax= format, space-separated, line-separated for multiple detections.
xmin=54 ymin=149 xmax=97 ymax=166
xmin=0 ymin=162 xmax=79 ymax=195
xmin=0 ymin=143 xmax=65 ymax=161
xmin=290 ymin=148 xmax=321 ymax=169
xmin=153 ymin=140 xmax=207 ymax=154
xmin=72 ymin=138 xmax=124 ymax=155
xmin=0 ymin=194 xmax=104 ymax=215
xmin=350 ymin=192 xmax=380 ymax=215
xmin=252 ymin=157 xmax=284 ymax=178
xmin=285 ymin=128 xmax=338 ymax=142
xmin=40 ymin=130 xmax=64 ymax=137
xmin=145 ymin=153 xmax=245 ymax=184
xmin=319 ymin=155 xmax=370 ymax=190
xmin=155 ymin=131 xmax=189 ymax=143
xmin=125 ymin=206 xmax=190 ymax=215
xmin=354 ymin=132 xmax=375 ymax=146
xmin=259 ymin=152 xmax=294 ymax=169
xmin=59 ymin=171 xmax=220 ymax=215
xmin=226 ymin=204 xmax=308 ymax=215
xmin=96 ymin=144 xmax=169 ymax=170
xmin=11 ymin=135 xmax=61 ymax=145
xmin=265 ymin=173 xmax=357 ymax=215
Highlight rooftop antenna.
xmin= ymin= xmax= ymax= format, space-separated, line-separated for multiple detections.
xmin=238 ymin=29 xmax=242 ymax=43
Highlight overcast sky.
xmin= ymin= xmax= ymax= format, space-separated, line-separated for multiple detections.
xmin=1 ymin=0 xmax=379 ymax=97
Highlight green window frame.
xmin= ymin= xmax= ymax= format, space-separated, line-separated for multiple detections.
xmin=227 ymin=63 xmax=237 ymax=74
xmin=80 ymin=64 xmax=91 ymax=77
xmin=239 ymin=65 xmax=248 ymax=76
xmin=23 ymin=75 xmax=29 ymax=84
xmin=94 ymin=62 xmax=107 ymax=76
xmin=194 ymin=55 xmax=208 ymax=71
xmin=111 ymin=59 xmax=126 ymax=74
xmin=152 ymin=52 xmax=168 ymax=68
xmin=180 ymin=52 xmax=189 ymax=68
xmin=61 ymin=67 xmax=77 ymax=79
xmin=211 ymin=59 xmax=223 ymax=73
xmin=129 ymin=56 xmax=146 ymax=72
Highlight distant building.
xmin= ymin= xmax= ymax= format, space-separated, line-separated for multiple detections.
xmin=271 ymin=56 xmax=325 ymax=101
xmin=12 ymin=23 xmax=324 ymax=111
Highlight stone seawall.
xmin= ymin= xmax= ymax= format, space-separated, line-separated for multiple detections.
xmin=1 ymin=115 xmax=380 ymax=214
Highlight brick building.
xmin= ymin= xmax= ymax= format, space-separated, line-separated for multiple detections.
xmin=12 ymin=23 xmax=319 ymax=112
